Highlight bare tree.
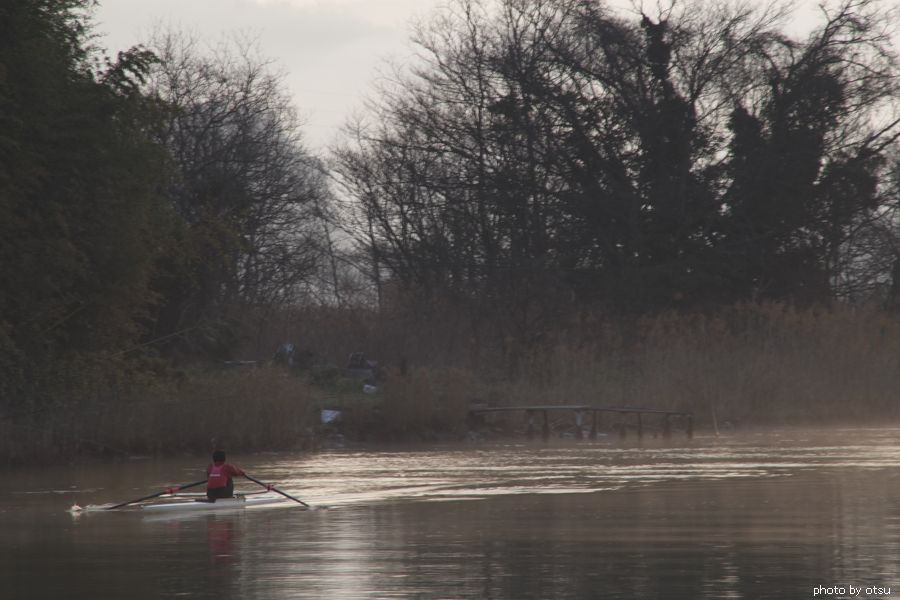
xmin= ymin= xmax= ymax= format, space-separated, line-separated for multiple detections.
xmin=334 ymin=0 xmax=900 ymax=323
xmin=146 ymin=31 xmax=328 ymax=356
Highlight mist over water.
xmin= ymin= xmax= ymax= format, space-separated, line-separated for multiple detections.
xmin=3 ymin=428 xmax=900 ymax=599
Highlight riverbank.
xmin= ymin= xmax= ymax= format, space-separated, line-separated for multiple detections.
xmin=0 ymin=368 xmax=318 ymax=465
xmin=5 ymin=303 xmax=900 ymax=465
xmin=331 ymin=302 xmax=900 ymax=441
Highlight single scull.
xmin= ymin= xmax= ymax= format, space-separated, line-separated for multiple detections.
xmin=69 ymin=471 xmax=311 ymax=513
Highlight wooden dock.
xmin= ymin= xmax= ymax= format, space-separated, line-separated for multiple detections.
xmin=467 ymin=405 xmax=693 ymax=440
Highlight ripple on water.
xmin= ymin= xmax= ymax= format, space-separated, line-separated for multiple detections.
xmin=256 ymin=428 xmax=900 ymax=507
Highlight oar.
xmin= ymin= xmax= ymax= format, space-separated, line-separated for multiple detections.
xmin=244 ymin=474 xmax=310 ymax=508
xmin=106 ymin=479 xmax=207 ymax=510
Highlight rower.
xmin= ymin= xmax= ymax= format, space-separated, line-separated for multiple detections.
xmin=206 ymin=450 xmax=246 ymax=502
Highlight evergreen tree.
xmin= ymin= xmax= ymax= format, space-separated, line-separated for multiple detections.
xmin=0 ymin=0 xmax=168 ymax=408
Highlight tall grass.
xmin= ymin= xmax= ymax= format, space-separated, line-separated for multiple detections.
xmin=378 ymin=367 xmax=477 ymax=437
xmin=7 ymin=301 xmax=900 ymax=463
xmin=288 ymin=301 xmax=900 ymax=434
xmin=498 ymin=303 xmax=900 ymax=426
xmin=0 ymin=368 xmax=316 ymax=464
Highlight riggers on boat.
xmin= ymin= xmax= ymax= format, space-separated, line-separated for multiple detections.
xmin=69 ymin=472 xmax=311 ymax=513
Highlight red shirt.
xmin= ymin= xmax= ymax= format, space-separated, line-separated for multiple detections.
xmin=206 ymin=461 xmax=245 ymax=489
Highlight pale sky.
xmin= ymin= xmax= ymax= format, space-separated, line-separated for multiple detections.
xmin=94 ymin=0 xmax=827 ymax=153
xmin=94 ymin=0 xmax=446 ymax=152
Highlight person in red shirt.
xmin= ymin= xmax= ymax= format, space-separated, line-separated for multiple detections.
xmin=206 ymin=450 xmax=246 ymax=501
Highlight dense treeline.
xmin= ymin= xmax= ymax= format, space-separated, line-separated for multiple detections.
xmin=0 ymin=0 xmax=167 ymax=406
xmin=0 ymin=1 xmax=328 ymax=429
xmin=335 ymin=0 xmax=900 ymax=328
xmin=145 ymin=31 xmax=330 ymax=359
xmin=2 ymin=0 xmax=900 ymax=460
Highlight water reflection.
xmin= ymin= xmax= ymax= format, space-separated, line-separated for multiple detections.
xmin=207 ymin=517 xmax=235 ymax=563
xmin=3 ymin=429 xmax=900 ymax=598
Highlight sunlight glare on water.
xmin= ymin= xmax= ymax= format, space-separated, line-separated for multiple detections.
xmin=3 ymin=428 xmax=900 ymax=599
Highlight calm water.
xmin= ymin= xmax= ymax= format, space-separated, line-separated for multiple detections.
xmin=3 ymin=429 xmax=900 ymax=599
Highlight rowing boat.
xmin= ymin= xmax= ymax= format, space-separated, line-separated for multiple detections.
xmin=69 ymin=471 xmax=311 ymax=513
xmin=141 ymin=493 xmax=289 ymax=512
xmin=70 ymin=493 xmax=290 ymax=514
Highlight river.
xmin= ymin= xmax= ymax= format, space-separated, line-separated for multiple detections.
xmin=2 ymin=428 xmax=899 ymax=599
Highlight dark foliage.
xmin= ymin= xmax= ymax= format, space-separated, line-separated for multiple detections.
xmin=0 ymin=0 xmax=168 ymax=407
xmin=144 ymin=32 xmax=329 ymax=360
xmin=334 ymin=0 xmax=900 ymax=329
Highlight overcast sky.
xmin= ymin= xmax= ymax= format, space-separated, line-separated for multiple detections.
xmin=94 ymin=0 xmax=827 ymax=153
xmin=94 ymin=0 xmax=446 ymax=152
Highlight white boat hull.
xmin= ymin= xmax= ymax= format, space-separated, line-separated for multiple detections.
xmin=141 ymin=494 xmax=287 ymax=512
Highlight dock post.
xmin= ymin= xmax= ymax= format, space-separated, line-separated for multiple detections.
xmin=662 ymin=415 xmax=671 ymax=439
xmin=686 ymin=414 xmax=694 ymax=439
xmin=542 ymin=410 xmax=550 ymax=440
xmin=618 ymin=418 xmax=627 ymax=440
xmin=575 ymin=410 xmax=584 ymax=440
xmin=636 ymin=412 xmax=643 ymax=439
xmin=526 ymin=410 xmax=535 ymax=440
xmin=589 ymin=410 xmax=599 ymax=439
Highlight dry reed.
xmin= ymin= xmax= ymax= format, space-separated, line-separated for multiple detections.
xmin=356 ymin=302 xmax=900 ymax=432
xmin=7 ymin=301 xmax=900 ymax=464
xmin=1 ymin=367 xmax=316 ymax=464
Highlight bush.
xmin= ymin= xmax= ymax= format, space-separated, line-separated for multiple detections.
xmin=378 ymin=368 xmax=476 ymax=437
xmin=0 ymin=367 xmax=316 ymax=464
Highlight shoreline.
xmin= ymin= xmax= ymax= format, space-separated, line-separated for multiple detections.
xmin=7 ymin=420 xmax=900 ymax=469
